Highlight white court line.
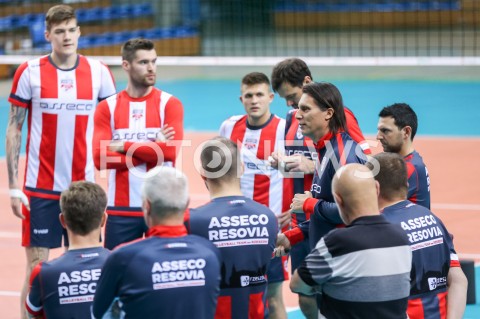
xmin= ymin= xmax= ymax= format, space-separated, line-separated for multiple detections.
xmin=432 ymin=203 xmax=480 ymax=211
xmin=287 ymin=307 xmax=300 ymax=313
xmin=0 ymin=231 xmax=21 ymax=239
xmin=0 ymin=291 xmax=20 ymax=297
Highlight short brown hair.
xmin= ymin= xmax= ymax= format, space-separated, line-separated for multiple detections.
xmin=45 ymin=5 xmax=76 ymax=32
xmin=271 ymin=58 xmax=312 ymax=93
xmin=241 ymin=72 xmax=270 ymax=87
xmin=200 ymin=137 xmax=239 ymax=183
xmin=121 ymin=38 xmax=155 ymax=62
xmin=60 ymin=181 xmax=107 ymax=236
xmin=366 ymin=152 xmax=408 ymax=200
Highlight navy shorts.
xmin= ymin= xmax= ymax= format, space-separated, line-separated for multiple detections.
xmin=266 ymin=255 xmax=289 ymax=283
xmin=104 ymin=214 xmax=148 ymax=250
xmin=22 ymin=195 xmax=68 ymax=248
xmin=290 ymin=239 xmax=311 ymax=273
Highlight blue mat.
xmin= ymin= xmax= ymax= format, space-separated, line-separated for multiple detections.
xmin=1 ymin=78 xmax=479 ymax=158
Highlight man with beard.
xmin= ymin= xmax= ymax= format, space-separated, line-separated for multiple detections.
xmin=93 ymin=38 xmax=184 ymax=249
xmin=377 ymin=103 xmax=430 ymax=209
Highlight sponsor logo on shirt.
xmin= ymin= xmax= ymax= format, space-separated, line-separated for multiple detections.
xmin=428 ymin=276 xmax=447 ymax=290
xmin=285 ymin=149 xmax=318 ymax=161
xmin=132 ymin=108 xmax=144 ymax=120
xmin=296 ymin=126 xmax=303 ymax=139
xmin=207 ymin=214 xmax=271 ymax=248
xmin=228 ymin=200 xmax=246 ymax=205
xmin=244 ymin=138 xmax=258 ymax=150
xmin=61 ymin=79 xmax=74 ymax=91
xmin=165 ymin=243 xmax=188 ymax=248
xmin=240 ymin=275 xmax=266 ymax=287
xmin=245 ymin=161 xmax=275 ymax=172
xmin=112 ymin=128 xmax=164 ymax=141
xmin=400 ymin=215 xmax=444 ymax=250
xmin=151 ymin=258 xmax=206 ymax=290
xmin=80 ymin=253 xmax=99 ymax=258
xmin=40 ymin=102 xmax=94 ymax=111
xmin=57 ymin=269 xmax=102 ymax=304
xmin=33 ymin=229 xmax=48 ymax=235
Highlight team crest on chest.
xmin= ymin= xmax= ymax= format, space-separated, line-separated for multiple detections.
xmin=60 ymin=78 xmax=74 ymax=91
xmin=296 ymin=126 xmax=303 ymax=139
xmin=132 ymin=109 xmax=144 ymax=120
xmin=244 ymin=138 xmax=258 ymax=150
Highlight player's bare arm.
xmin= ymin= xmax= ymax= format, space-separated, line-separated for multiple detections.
xmin=277 ymin=210 xmax=291 ymax=229
xmin=274 ymin=233 xmax=291 ymax=257
xmin=156 ymin=124 xmax=175 ymax=142
xmin=290 ymin=270 xmax=316 ymax=296
xmin=290 ymin=191 xmax=312 ymax=213
xmin=6 ymin=105 xmax=29 ymax=218
xmin=268 ymin=151 xmax=283 ymax=169
xmin=108 ymin=125 xmax=176 ymax=153
xmin=283 ymin=154 xmax=315 ymax=174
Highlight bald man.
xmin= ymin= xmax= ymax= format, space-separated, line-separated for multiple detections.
xmin=290 ymin=164 xmax=412 ymax=318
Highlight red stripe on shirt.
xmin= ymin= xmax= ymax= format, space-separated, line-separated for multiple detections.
xmin=215 ymin=295 xmax=232 ymax=319
xmin=253 ymin=174 xmax=270 ymax=207
xmin=26 ymin=263 xmax=44 ymax=316
xmin=114 ymin=92 xmax=130 ymax=129
xmin=71 ymin=115 xmax=88 ymax=181
xmin=9 ymin=62 xmax=30 ymax=107
xmin=249 ymin=291 xmax=265 ymax=319
xmin=146 ymin=90 xmax=161 ymax=127
xmin=36 ymin=113 xmax=57 ymax=190
xmin=257 ymin=116 xmax=280 ymax=159
xmin=114 ymin=171 xmax=130 ymax=207
xmin=437 ymin=291 xmax=448 ymax=319
xmin=282 ymin=177 xmax=294 ymax=213
xmin=229 ymin=116 xmax=247 ymax=149
xmin=407 ymin=298 xmax=425 ymax=319
xmin=76 ymin=56 xmax=93 ymax=99
xmin=21 ymin=202 xmax=31 ymax=246
xmin=405 ymin=161 xmax=417 ymax=203
xmin=40 ymin=56 xmax=58 ymax=99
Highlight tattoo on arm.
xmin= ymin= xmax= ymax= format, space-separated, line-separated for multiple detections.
xmin=6 ymin=105 xmax=27 ymax=188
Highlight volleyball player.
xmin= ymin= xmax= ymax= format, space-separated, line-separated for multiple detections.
xmin=6 ymin=5 xmax=116 ymax=318
xmin=93 ymin=38 xmax=183 ymax=249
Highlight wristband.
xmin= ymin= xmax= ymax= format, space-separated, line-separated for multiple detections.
xmin=9 ymin=189 xmax=29 ymax=206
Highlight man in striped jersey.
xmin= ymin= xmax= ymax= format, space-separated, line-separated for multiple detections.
xmin=93 ymin=38 xmax=183 ymax=250
xmin=291 ymin=163 xmax=412 ymax=318
xmin=219 ymin=72 xmax=291 ymax=319
xmin=6 ymin=5 xmax=116 ymax=318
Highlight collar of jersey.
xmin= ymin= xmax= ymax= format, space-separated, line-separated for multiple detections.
xmin=146 ymin=225 xmax=188 ymax=238
xmin=314 ymin=131 xmax=335 ymax=149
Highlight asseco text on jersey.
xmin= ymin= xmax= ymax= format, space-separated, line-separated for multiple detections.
xmin=112 ymin=131 xmax=160 ymax=141
xmin=207 ymin=214 xmax=270 ymax=241
xmin=57 ymin=269 xmax=101 ymax=297
xmin=400 ymin=215 xmax=444 ymax=243
xmin=40 ymin=102 xmax=93 ymax=111
xmin=151 ymin=258 xmax=206 ymax=283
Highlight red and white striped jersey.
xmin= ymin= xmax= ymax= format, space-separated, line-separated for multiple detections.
xmin=93 ymin=88 xmax=184 ymax=216
xmin=8 ymin=55 xmax=116 ymax=199
xmin=219 ymin=114 xmax=292 ymax=215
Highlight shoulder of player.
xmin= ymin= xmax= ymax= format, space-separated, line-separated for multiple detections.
xmin=272 ymin=114 xmax=286 ymax=123
xmin=221 ymin=114 xmax=246 ymax=125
